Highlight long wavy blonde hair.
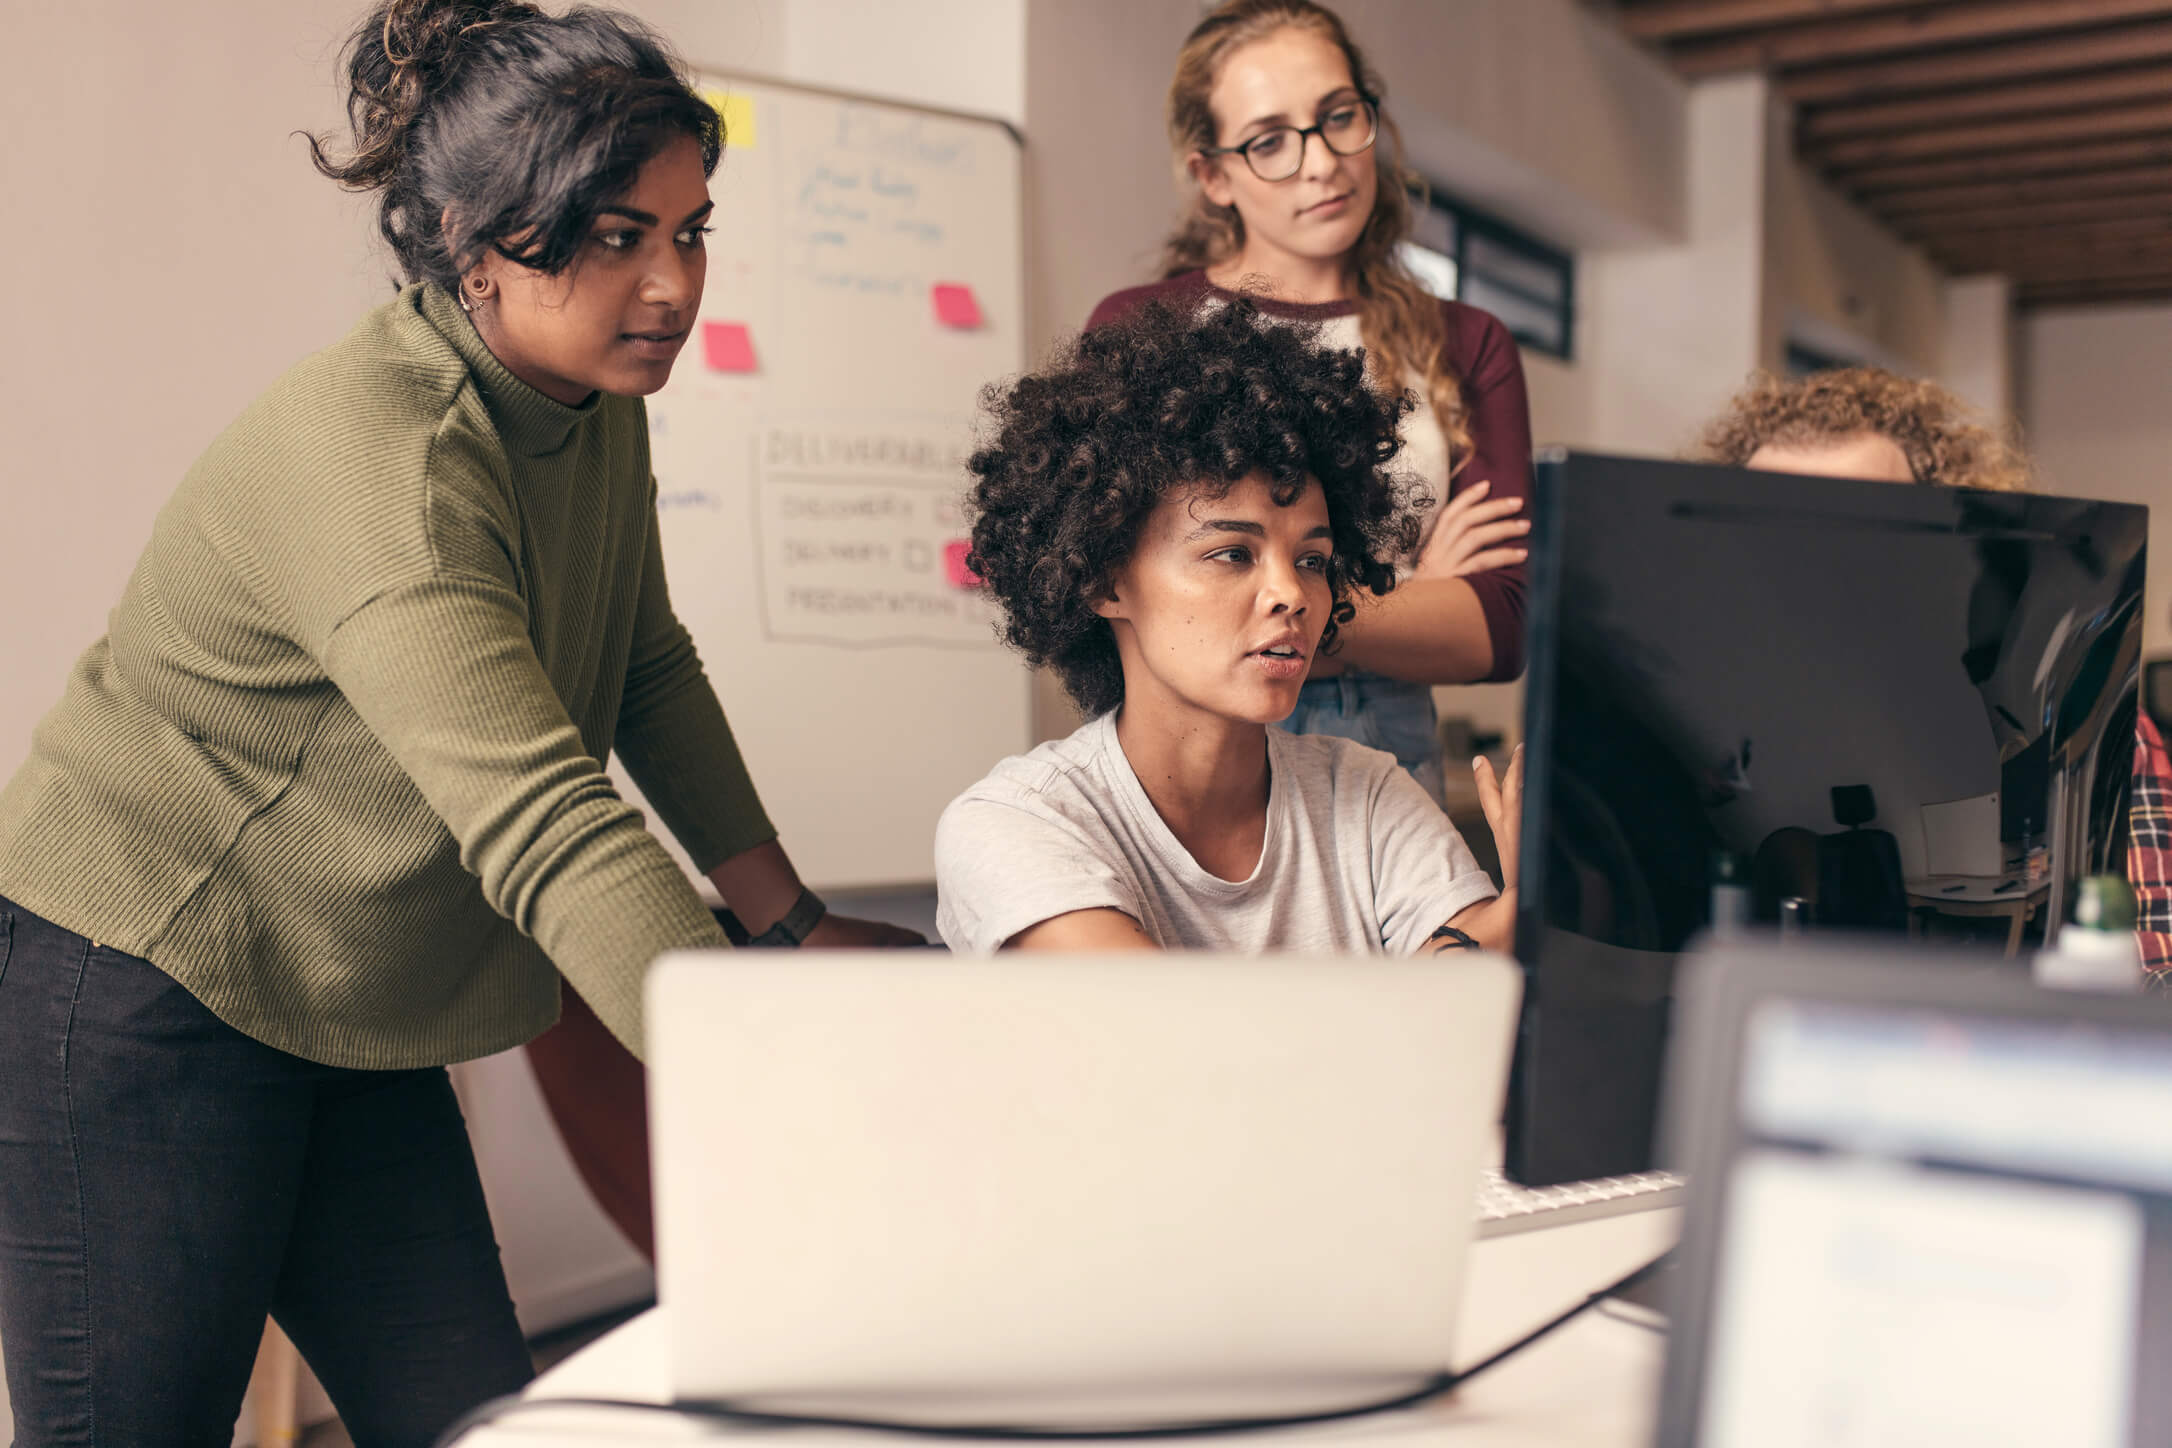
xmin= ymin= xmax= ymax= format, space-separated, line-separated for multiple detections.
xmin=1161 ymin=0 xmax=1471 ymax=474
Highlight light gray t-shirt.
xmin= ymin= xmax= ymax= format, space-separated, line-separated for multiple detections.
xmin=935 ymin=712 xmax=1498 ymax=955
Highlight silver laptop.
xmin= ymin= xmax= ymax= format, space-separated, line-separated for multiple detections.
xmin=1657 ymin=939 xmax=2172 ymax=1446
xmin=646 ymin=950 xmax=1522 ymax=1422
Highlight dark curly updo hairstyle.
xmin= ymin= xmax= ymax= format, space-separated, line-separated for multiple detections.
xmin=966 ymin=299 xmax=1423 ymax=718
xmin=308 ymin=0 xmax=721 ymax=288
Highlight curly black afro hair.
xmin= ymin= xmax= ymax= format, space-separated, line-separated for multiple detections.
xmin=965 ymin=298 xmax=1425 ymax=718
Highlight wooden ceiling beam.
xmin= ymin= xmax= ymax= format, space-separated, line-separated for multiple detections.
xmin=1781 ymin=16 xmax=2172 ymax=104
xmin=1937 ymin=258 xmax=2172 ymax=284
xmin=2016 ymin=268 xmax=2172 ymax=285
xmin=2018 ymin=278 xmax=2172 ymax=305
xmin=1621 ymin=0 xmax=1925 ymax=42
xmin=1929 ymin=245 xmax=2172 ymax=280
xmin=1888 ymin=193 xmax=2172 ymax=237
xmin=1667 ymin=0 xmax=2172 ymax=78
xmin=1811 ymin=99 xmax=2172 ymax=169
xmin=1800 ymin=63 xmax=2172 ymax=141
xmin=1871 ymin=165 xmax=2172 ymax=216
xmin=1915 ymin=235 xmax=2172 ymax=272
xmin=1839 ymin=134 xmax=2172 ymax=192
xmin=1936 ymin=224 xmax=2172 ymax=253
xmin=2017 ymin=270 xmax=2172 ymax=291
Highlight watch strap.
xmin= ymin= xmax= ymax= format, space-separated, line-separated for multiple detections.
xmin=749 ymin=886 xmax=828 ymax=948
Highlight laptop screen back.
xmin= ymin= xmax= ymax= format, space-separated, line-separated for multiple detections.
xmin=1662 ymin=948 xmax=2172 ymax=1446
xmin=645 ymin=951 xmax=1523 ymax=1420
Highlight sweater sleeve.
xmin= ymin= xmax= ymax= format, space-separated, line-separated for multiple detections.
xmin=1448 ymin=305 xmax=1535 ymax=682
xmin=612 ymin=497 xmax=778 ymax=873
xmin=318 ymin=565 xmax=727 ymax=1061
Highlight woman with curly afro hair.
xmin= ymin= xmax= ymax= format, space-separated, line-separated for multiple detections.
xmin=935 ymin=300 xmax=1521 ymax=957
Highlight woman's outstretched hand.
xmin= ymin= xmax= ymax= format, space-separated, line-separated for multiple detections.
xmin=1434 ymin=744 xmax=1524 ymax=955
xmin=1412 ymin=480 xmax=1529 ymax=581
xmin=1474 ymin=743 xmax=1524 ymax=900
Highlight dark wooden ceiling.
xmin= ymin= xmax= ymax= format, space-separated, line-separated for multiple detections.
xmin=1611 ymin=0 xmax=2172 ymax=309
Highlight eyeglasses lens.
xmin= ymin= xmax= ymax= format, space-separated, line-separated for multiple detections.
xmin=1246 ymin=102 xmax=1376 ymax=181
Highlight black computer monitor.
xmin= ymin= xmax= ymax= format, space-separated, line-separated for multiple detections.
xmin=1508 ymin=450 xmax=2147 ymax=1187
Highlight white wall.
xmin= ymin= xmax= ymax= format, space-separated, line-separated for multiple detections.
xmin=1330 ymin=0 xmax=1686 ymax=251
xmin=1763 ymin=98 xmax=1946 ymax=379
xmin=0 ymin=0 xmax=383 ymax=774
xmin=1943 ymin=275 xmax=2015 ymax=426
xmin=642 ymin=0 xmax=1025 ymax=125
xmin=2021 ymin=303 xmax=2172 ymax=658
xmin=1579 ymin=74 xmax=1770 ymax=461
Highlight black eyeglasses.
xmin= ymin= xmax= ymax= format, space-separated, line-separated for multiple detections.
xmin=1201 ymin=97 xmax=1378 ymax=183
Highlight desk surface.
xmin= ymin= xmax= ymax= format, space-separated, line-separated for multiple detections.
xmin=1905 ymin=874 xmax=2051 ymax=906
xmin=455 ymin=1208 xmax=1680 ymax=1448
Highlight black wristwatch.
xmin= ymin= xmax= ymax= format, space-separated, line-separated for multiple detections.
xmin=715 ymin=887 xmax=828 ymax=948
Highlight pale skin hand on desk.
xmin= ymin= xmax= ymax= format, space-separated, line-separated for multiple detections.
xmin=1305 ymin=479 xmax=1529 ymax=685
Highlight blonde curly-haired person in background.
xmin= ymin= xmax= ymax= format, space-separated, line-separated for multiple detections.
xmin=1699 ymin=365 xmax=2033 ymax=492
xmin=1698 ymin=365 xmax=2165 ymax=981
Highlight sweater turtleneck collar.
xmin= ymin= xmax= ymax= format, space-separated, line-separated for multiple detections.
xmin=416 ymin=282 xmax=604 ymax=458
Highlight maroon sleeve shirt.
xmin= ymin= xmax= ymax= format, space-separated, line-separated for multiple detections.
xmin=1086 ymin=271 xmax=1533 ymax=682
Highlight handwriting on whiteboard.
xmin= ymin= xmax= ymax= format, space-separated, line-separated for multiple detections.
xmin=782 ymin=105 xmax=967 ymax=296
xmin=754 ymin=420 xmax=1000 ymax=649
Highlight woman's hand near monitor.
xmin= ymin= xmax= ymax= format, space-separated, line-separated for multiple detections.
xmin=1430 ymin=745 xmax=1523 ymax=954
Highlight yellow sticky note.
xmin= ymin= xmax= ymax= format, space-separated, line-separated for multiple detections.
xmin=702 ymin=89 xmax=758 ymax=150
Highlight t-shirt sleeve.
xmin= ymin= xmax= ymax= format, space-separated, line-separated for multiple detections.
xmin=935 ymin=790 xmax=1147 ymax=954
xmin=612 ymin=494 xmax=779 ymax=873
xmin=1448 ymin=305 xmax=1535 ymax=682
xmin=1365 ymin=762 xmax=1500 ymax=955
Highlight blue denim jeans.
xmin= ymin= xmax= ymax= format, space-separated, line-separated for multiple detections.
xmin=1279 ymin=671 xmax=1448 ymax=806
xmin=0 ymin=896 xmax=534 ymax=1447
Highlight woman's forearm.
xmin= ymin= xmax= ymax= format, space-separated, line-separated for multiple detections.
xmin=706 ymin=839 xmax=807 ymax=935
xmin=1439 ymin=890 xmax=1517 ymax=954
xmin=1320 ymin=577 xmax=1496 ymax=685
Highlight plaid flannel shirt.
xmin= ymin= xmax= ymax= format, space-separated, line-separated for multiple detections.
xmin=2131 ymin=711 xmax=2172 ymax=983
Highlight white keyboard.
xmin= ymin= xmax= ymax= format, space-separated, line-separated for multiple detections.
xmin=1474 ymin=1165 xmax=1684 ymax=1237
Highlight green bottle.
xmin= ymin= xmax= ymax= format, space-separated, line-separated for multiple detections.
xmin=2034 ymin=875 xmax=2142 ymax=992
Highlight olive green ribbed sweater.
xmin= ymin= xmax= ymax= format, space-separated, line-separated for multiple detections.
xmin=0 ymin=283 xmax=770 ymax=1068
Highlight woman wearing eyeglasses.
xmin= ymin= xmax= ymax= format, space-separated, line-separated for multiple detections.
xmin=1087 ymin=0 xmax=1534 ymax=806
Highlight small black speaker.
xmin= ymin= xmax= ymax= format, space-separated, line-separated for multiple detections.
xmin=1831 ymin=784 xmax=1876 ymax=830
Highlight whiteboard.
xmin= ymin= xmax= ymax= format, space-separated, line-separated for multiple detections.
xmin=614 ymin=73 xmax=1029 ymax=890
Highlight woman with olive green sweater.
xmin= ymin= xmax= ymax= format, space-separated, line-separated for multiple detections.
xmin=0 ymin=2 xmax=908 ymax=1440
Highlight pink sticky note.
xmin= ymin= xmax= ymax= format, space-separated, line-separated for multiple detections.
xmin=932 ymin=283 xmax=984 ymax=330
xmin=944 ymin=540 xmax=981 ymax=589
xmin=701 ymin=321 xmax=757 ymax=373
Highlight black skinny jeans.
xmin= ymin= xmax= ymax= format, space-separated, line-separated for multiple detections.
xmin=0 ymin=896 xmax=534 ymax=1446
